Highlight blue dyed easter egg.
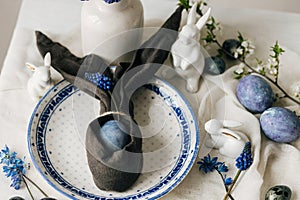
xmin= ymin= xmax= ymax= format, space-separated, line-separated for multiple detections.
xmin=204 ymin=56 xmax=226 ymax=75
xmin=260 ymin=107 xmax=300 ymax=143
xmin=100 ymin=120 xmax=131 ymax=151
xmin=222 ymin=39 xmax=241 ymax=59
xmin=236 ymin=75 xmax=274 ymax=113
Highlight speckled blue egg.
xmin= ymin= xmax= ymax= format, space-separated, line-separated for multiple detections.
xmin=236 ymin=75 xmax=274 ymax=113
xmin=100 ymin=120 xmax=131 ymax=151
xmin=260 ymin=107 xmax=300 ymax=143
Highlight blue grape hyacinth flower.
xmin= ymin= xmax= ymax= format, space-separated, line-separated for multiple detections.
xmin=84 ymin=72 xmax=113 ymax=91
xmin=224 ymin=142 xmax=253 ymax=200
xmin=235 ymin=142 xmax=253 ymax=171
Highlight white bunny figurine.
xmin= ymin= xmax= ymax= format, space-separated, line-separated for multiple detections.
xmin=204 ymin=119 xmax=249 ymax=158
xmin=171 ymin=3 xmax=211 ymax=93
xmin=26 ymin=52 xmax=54 ymax=102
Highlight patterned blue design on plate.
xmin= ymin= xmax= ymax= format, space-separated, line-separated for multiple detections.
xmin=28 ymin=79 xmax=199 ymax=200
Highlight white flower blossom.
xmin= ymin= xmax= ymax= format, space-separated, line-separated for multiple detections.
xmin=248 ymin=42 xmax=255 ymax=50
xmin=241 ymin=41 xmax=248 ymax=48
xmin=266 ymin=58 xmax=279 ymax=76
xmin=270 ymin=51 xmax=276 ymax=57
xmin=241 ymin=40 xmax=255 ymax=58
xmin=234 ymin=63 xmax=246 ymax=74
xmin=234 ymin=47 xmax=244 ymax=58
xmin=255 ymin=64 xmax=264 ymax=72
xmin=269 ymin=67 xmax=278 ymax=75
xmin=234 ymin=52 xmax=238 ymax=59
xmin=248 ymin=48 xmax=255 ymax=56
xmin=267 ymin=58 xmax=278 ymax=67
xmin=292 ymin=82 xmax=300 ymax=98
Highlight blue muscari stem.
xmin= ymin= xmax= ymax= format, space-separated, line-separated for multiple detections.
xmin=0 ymin=145 xmax=49 ymax=197
xmin=84 ymin=72 xmax=113 ymax=91
xmin=215 ymin=168 xmax=234 ymax=200
xmin=197 ymin=154 xmax=234 ymax=199
xmin=223 ymin=142 xmax=253 ymax=200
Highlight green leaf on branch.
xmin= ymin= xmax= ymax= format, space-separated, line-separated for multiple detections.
xmin=271 ymin=41 xmax=285 ymax=58
xmin=237 ymin=32 xmax=245 ymax=43
xmin=217 ymin=48 xmax=224 ymax=57
xmin=202 ymin=31 xmax=216 ymax=45
xmin=178 ymin=0 xmax=191 ymax=10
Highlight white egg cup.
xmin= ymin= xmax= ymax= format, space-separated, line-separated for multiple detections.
xmin=204 ymin=119 xmax=249 ymax=158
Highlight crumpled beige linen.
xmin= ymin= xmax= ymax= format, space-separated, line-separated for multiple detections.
xmin=162 ymin=51 xmax=300 ymax=199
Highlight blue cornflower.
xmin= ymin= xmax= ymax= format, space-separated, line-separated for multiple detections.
xmin=198 ymin=154 xmax=233 ymax=199
xmin=84 ymin=72 xmax=113 ymax=91
xmin=0 ymin=145 xmax=17 ymax=165
xmin=10 ymin=174 xmax=22 ymax=190
xmin=2 ymin=158 xmax=26 ymax=190
xmin=0 ymin=146 xmax=26 ymax=190
xmin=0 ymin=146 xmax=49 ymax=197
xmin=104 ymin=0 xmax=121 ymax=4
xmin=218 ymin=162 xmax=229 ymax=173
xmin=14 ymin=158 xmax=26 ymax=175
xmin=197 ymin=154 xmax=221 ymax=173
xmin=235 ymin=142 xmax=253 ymax=171
xmin=224 ymin=176 xmax=233 ymax=186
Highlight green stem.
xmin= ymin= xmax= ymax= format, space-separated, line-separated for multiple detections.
xmin=214 ymin=40 xmax=300 ymax=105
xmin=23 ymin=174 xmax=48 ymax=197
xmin=275 ymin=57 xmax=280 ymax=84
xmin=215 ymin=169 xmax=235 ymax=200
xmin=21 ymin=175 xmax=34 ymax=200
xmin=223 ymin=170 xmax=241 ymax=200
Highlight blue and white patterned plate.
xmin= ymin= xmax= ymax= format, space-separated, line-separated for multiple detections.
xmin=28 ymin=78 xmax=199 ymax=200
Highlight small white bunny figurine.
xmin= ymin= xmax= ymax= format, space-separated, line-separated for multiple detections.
xmin=171 ymin=3 xmax=211 ymax=93
xmin=204 ymin=119 xmax=249 ymax=158
xmin=26 ymin=52 xmax=54 ymax=102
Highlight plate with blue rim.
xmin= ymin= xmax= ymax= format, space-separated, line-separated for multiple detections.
xmin=28 ymin=77 xmax=199 ymax=200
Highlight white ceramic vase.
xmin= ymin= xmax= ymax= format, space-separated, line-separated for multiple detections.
xmin=81 ymin=0 xmax=144 ymax=64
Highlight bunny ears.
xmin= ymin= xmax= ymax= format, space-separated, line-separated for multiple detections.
xmin=26 ymin=52 xmax=51 ymax=71
xmin=205 ymin=119 xmax=243 ymax=133
xmin=187 ymin=3 xmax=211 ymax=30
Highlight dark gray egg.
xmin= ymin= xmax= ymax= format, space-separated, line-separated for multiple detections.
xmin=222 ymin=39 xmax=241 ymax=59
xmin=9 ymin=197 xmax=25 ymax=200
xmin=265 ymin=185 xmax=292 ymax=200
xmin=204 ymin=56 xmax=226 ymax=75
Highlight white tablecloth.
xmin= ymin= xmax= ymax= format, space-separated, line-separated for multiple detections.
xmin=1 ymin=0 xmax=300 ymax=199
